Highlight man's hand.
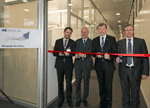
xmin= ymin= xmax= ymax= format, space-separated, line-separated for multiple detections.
xmin=116 ymin=57 xmax=122 ymax=63
xmin=75 ymin=54 xmax=78 ymax=58
xmin=104 ymin=53 xmax=110 ymax=59
xmin=79 ymin=53 xmax=85 ymax=58
xmin=142 ymin=75 xmax=148 ymax=80
xmin=59 ymin=52 xmax=63 ymax=56
xmin=97 ymin=52 xmax=102 ymax=58
xmin=64 ymin=52 xmax=69 ymax=56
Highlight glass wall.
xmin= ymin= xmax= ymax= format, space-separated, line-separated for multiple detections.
xmin=0 ymin=0 xmax=39 ymax=107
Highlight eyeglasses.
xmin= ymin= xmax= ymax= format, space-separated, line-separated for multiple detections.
xmin=125 ymin=29 xmax=133 ymax=32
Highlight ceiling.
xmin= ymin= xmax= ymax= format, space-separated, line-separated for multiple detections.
xmin=48 ymin=0 xmax=133 ymax=37
xmin=92 ymin=0 xmax=133 ymax=36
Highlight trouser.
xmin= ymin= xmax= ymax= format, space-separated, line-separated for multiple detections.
xmin=75 ymin=65 xmax=91 ymax=101
xmin=121 ymin=68 xmax=141 ymax=108
xmin=56 ymin=63 xmax=73 ymax=100
xmin=96 ymin=64 xmax=114 ymax=108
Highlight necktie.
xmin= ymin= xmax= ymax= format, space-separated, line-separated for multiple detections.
xmin=64 ymin=40 xmax=67 ymax=50
xmin=127 ymin=39 xmax=132 ymax=65
xmin=101 ymin=37 xmax=104 ymax=52
xmin=83 ymin=39 xmax=86 ymax=48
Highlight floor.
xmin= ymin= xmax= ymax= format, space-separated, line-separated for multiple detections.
xmin=48 ymin=68 xmax=148 ymax=108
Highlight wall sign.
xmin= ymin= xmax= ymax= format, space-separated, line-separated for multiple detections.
xmin=0 ymin=28 xmax=42 ymax=48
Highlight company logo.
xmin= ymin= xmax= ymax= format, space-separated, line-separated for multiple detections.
xmin=2 ymin=32 xmax=30 ymax=41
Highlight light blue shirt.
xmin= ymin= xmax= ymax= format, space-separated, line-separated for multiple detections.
xmin=126 ymin=37 xmax=134 ymax=66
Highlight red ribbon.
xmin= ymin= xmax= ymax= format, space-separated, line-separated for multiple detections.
xmin=47 ymin=50 xmax=150 ymax=57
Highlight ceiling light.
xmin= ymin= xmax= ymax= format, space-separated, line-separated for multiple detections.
xmin=71 ymin=10 xmax=73 ymax=12
xmin=119 ymin=28 xmax=121 ymax=29
xmin=119 ymin=25 xmax=121 ymax=27
xmin=68 ymin=4 xmax=73 ymax=6
xmin=22 ymin=0 xmax=28 ymax=2
xmin=116 ymin=13 xmax=120 ymax=16
xmin=24 ymin=9 xmax=30 ymax=11
xmin=118 ymin=21 xmax=121 ymax=23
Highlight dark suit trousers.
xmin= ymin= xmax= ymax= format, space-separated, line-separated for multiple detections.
xmin=121 ymin=68 xmax=141 ymax=108
xmin=56 ymin=63 xmax=73 ymax=100
xmin=96 ymin=63 xmax=114 ymax=108
xmin=75 ymin=61 xmax=91 ymax=101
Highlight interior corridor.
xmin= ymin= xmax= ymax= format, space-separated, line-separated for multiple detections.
xmin=48 ymin=65 xmax=147 ymax=108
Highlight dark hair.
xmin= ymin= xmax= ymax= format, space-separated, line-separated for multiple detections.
xmin=123 ymin=24 xmax=134 ymax=31
xmin=64 ymin=27 xmax=73 ymax=33
xmin=97 ymin=23 xmax=107 ymax=29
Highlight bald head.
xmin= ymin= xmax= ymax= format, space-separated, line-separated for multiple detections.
xmin=81 ymin=27 xmax=89 ymax=39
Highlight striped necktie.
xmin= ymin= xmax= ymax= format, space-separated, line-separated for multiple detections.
xmin=101 ymin=37 xmax=104 ymax=52
xmin=83 ymin=39 xmax=86 ymax=48
xmin=127 ymin=39 xmax=132 ymax=65
xmin=64 ymin=39 xmax=67 ymax=50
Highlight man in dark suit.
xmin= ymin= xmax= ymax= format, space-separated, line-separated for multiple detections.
xmin=92 ymin=23 xmax=117 ymax=108
xmin=74 ymin=27 xmax=93 ymax=107
xmin=53 ymin=27 xmax=75 ymax=107
xmin=116 ymin=24 xmax=149 ymax=108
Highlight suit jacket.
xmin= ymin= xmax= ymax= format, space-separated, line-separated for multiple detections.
xmin=117 ymin=37 xmax=149 ymax=80
xmin=74 ymin=38 xmax=93 ymax=70
xmin=53 ymin=38 xmax=75 ymax=70
xmin=92 ymin=35 xmax=117 ymax=72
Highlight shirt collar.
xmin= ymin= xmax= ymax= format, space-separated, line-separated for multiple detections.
xmin=100 ymin=34 xmax=106 ymax=39
xmin=82 ymin=37 xmax=88 ymax=41
xmin=63 ymin=37 xmax=69 ymax=41
xmin=126 ymin=37 xmax=133 ymax=41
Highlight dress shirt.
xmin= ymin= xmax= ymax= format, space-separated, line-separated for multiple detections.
xmin=100 ymin=34 xmax=107 ymax=47
xmin=62 ymin=38 xmax=69 ymax=57
xmin=126 ymin=37 xmax=134 ymax=66
xmin=63 ymin=38 xmax=69 ymax=48
xmin=82 ymin=37 xmax=88 ymax=58
xmin=82 ymin=38 xmax=88 ymax=44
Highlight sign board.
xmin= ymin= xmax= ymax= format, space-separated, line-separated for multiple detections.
xmin=0 ymin=28 xmax=42 ymax=48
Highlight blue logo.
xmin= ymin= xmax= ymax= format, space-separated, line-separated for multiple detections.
xmin=23 ymin=32 xmax=29 ymax=39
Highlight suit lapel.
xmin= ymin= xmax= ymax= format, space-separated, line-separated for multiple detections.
xmin=61 ymin=38 xmax=64 ymax=51
xmin=98 ymin=36 xmax=101 ymax=52
xmin=133 ymin=37 xmax=136 ymax=63
xmin=78 ymin=39 xmax=84 ymax=52
xmin=123 ymin=39 xmax=126 ymax=53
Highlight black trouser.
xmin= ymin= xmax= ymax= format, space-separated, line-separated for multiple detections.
xmin=121 ymin=68 xmax=141 ymax=108
xmin=96 ymin=64 xmax=114 ymax=108
xmin=75 ymin=65 xmax=91 ymax=101
xmin=56 ymin=63 xmax=73 ymax=100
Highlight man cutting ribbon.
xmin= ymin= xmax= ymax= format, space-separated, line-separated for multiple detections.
xmin=116 ymin=24 xmax=149 ymax=108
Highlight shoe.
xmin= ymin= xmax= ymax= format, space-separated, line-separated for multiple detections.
xmin=67 ymin=100 xmax=73 ymax=107
xmin=57 ymin=99 xmax=64 ymax=107
xmin=83 ymin=100 xmax=89 ymax=107
xmin=75 ymin=100 xmax=81 ymax=107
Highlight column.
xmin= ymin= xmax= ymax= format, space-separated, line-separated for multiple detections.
xmin=94 ymin=8 xmax=97 ymax=38
xmin=89 ymin=1 xmax=92 ymax=38
xmin=81 ymin=0 xmax=84 ymax=28
xmin=67 ymin=0 xmax=71 ymax=27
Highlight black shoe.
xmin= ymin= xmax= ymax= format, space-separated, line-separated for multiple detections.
xmin=83 ymin=100 xmax=89 ymax=107
xmin=75 ymin=100 xmax=81 ymax=107
xmin=67 ymin=100 xmax=73 ymax=107
xmin=57 ymin=99 xmax=64 ymax=107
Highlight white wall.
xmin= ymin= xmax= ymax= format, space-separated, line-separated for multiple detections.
xmin=134 ymin=0 xmax=150 ymax=107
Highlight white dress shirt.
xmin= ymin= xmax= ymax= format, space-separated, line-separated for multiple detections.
xmin=126 ymin=37 xmax=134 ymax=66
